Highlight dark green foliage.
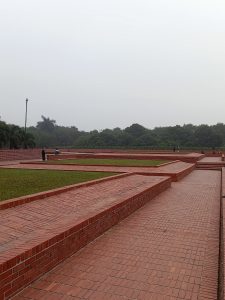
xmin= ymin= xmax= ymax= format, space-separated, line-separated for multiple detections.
xmin=0 ymin=120 xmax=9 ymax=147
xmin=28 ymin=116 xmax=80 ymax=148
xmin=124 ymin=123 xmax=147 ymax=138
xmin=1 ymin=115 xmax=225 ymax=149
xmin=0 ymin=120 xmax=35 ymax=149
xmin=36 ymin=116 xmax=56 ymax=132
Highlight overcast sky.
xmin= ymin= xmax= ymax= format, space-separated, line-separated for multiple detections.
xmin=0 ymin=0 xmax=225 ymax=131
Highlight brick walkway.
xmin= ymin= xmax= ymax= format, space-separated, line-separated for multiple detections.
xmin=0 ymin=175 xmax=166 ymax=262
xmin=13 ymin=170 xmax=220 ymax=300
xmin=0 ymin=160 xmax=40 ymax=166
xmin=4 ymin=161 xmax=195 ymax=181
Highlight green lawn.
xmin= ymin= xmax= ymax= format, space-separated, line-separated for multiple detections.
xmin=48 ymin=158 xmax=169 ymax=167
xmin=0 ymin=169 xmax=116 ymax=201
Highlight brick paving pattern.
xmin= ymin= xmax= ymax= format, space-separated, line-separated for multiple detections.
xmin=13 ymin=170 xmax=220 ymax=300
xmin=0 ymin=175 xmax=165 ymax=264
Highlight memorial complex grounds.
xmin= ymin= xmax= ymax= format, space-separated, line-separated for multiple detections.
xmin=0 ymin=149 xmax=225 ymax=300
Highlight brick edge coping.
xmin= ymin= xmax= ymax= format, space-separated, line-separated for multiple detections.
xmin=218 ymin=169 xmax=224 ymax=300
xmin=209 ymin=168 xmax=225 ymax=300
xmin=134 ymin=163 xmax=195 ymax=182
xmin=0 ymin=176 xmax=171 ymax=299
xmin=0 ymin=173 xmax=131 ymax=210
xmin=197 ymin=162 xmax=225 ymax=166
xmin=222 ymin=168 xmax=225 ymax=199
xmin=198 ymin=169 xmax=221 ymax=300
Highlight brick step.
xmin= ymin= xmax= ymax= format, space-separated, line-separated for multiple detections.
xmin=196 ymin=164 xmax=222 ymax=170
xmin=197 ymin=163 xmax=225 ymax=167
xmin=196 ymin=164 xmax=221 ymax=168
xmin=0 ymin=174 xmax=171 ymax=299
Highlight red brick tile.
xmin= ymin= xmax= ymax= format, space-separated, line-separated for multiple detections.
xmin=12 ymin=170 xmax=220 ymax=300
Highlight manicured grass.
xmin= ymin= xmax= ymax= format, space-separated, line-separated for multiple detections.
xmin=48 ymin=158 xmax=169 ymax=167
xmin=0 ymin=168 xmax=116 ymax=201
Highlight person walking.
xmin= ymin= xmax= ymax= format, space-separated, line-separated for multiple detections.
xmin=41 ymin=149 xmax=46 ymax=161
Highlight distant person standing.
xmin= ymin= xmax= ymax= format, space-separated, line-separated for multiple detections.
xmin=41 ymin=149 xmax=46 ymax=161
xmin=55 ymin=148 xmax=60 ymax=155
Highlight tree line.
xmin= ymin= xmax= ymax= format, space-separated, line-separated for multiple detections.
xmin=0 ymin=119 xmax=35 ymax=149
xmin=1 ymin=116 xmax=225 ymax=149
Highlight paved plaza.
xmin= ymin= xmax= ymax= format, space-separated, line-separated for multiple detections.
xmin=12 ymin=170 xmax=220 ymax=300
xmin=0 ymin=152 xmax=224 ymax=300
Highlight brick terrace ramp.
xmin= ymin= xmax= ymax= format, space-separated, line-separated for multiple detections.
xmin=48 ymin=152 xmax=204 ymax=163
xmin=0 ymin=174 xmax=171 ymax=299
xmin=197 ymin=156 xmax=225 ymax=170
xmin=11 ymin=170 xmax=221 ymax=300
xmin=5 ymin=161 xmax=195 ymax=181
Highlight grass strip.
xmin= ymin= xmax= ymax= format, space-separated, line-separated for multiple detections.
xmin=0 ymin=168 xmax=116 ymax=201
xmin=48 ymin=158 xmax=169 ymax=167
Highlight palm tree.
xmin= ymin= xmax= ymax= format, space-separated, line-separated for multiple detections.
xmin=36 ymin=115 xmax=56 ymax=132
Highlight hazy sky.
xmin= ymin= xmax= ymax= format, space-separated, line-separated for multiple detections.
xmin=1 ymin=0 xmax=225 ymax=131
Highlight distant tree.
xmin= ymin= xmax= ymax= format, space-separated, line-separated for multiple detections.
xmin=24 ymin=132 xmax=35 ymax=148
xmin=99 ymin=129 xmax=117 ymax=146
xmin=8 ymin=125 xmax=24 ymax=149
xmin=0 ymin=120 xmax=9 ymax=148
xmin=125 ymin=124 xmax=147 ymax=138
xmin=23 ymin=119 xmax=225 ymax=149
xmin=134 ymin=132 xmax=158 ymax=147
xmin=36 ymin=116 xmax=56 ymax=132
xmin=194 ymin=125 xmax=223 ymax=147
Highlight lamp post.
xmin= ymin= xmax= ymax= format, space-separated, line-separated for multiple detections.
xmin=24 ymin=98 xmax=28 ymax=148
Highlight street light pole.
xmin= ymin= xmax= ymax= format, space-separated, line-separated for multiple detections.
xmin=24 ymin=98 xmax=28 ymax=148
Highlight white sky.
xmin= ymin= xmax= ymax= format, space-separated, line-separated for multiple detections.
xmin=0 ymin=0 xmax=225 ymax=130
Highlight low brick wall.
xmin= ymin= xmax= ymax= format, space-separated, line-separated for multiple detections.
xmin=0 ymin=177 xmax=171 ymax=299
xmin=134 ymin=163 xmax=195 ymax=182
xmin=0 ymin=149 xmax=206 ymax=162
xmin=0 ymin=149 xmax=41 ymax=161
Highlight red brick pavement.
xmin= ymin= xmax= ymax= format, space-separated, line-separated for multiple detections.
xmin=4 ymin=161 xmax=195 ymax=182
xmin=0 ymin=175 xmax=171 ymax=299
xmin=0 ymin=160 xmax=40 ymax=167
xmin=12 ymin=170 xmax=221 ymax=300
xmin=0 ymin=175 xmax=165 ymax=258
